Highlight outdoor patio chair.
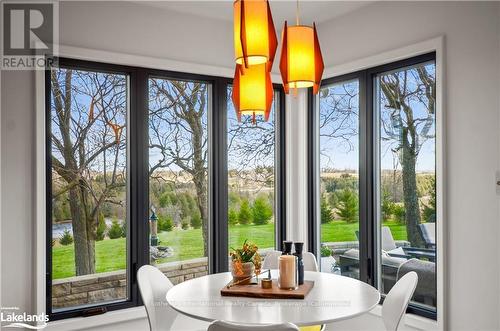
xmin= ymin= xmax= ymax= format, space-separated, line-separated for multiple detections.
xmin=359 ymin=227 xmax=436 ymax=261
xmin=418 ymin=223 xmax=436 ymax=249
xmin=385 ymin=225 xmax=436 ymax=261
xmin=339 ymin=248 xmax=407 ymax=293
xmin=382 ymin=227 xmax=407 ymax=257
xmin=355 ymin=227 xmax=407 ymax=258
xmin=397 ymin=258 xmax=436 ymax=307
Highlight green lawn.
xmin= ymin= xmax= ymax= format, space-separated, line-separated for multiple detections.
xmin=320 ymin=220 xmax=407 ymax=242
xmin=52 ymin=221 xmax=408 ymax=279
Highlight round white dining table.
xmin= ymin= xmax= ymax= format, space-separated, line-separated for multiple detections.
xmin=166 ymin=270 xmax=380 ymax=327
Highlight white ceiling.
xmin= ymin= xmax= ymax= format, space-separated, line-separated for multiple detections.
xmin=133 ymin=1 xmax=372 ymax=25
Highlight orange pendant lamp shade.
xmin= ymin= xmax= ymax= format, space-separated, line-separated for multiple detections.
xmin=279 ymin=21 xmax=324 ymax=94
xmin=234 ymin=0 xmax=278 ymax=70
xmin=232 ymin=63 xmax=274 ymax=122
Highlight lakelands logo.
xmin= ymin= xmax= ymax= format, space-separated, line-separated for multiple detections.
xmin=1 ymin=1 xmax=58 ymax=70
xmin=1 ymin=307 xmax=48 ymax=329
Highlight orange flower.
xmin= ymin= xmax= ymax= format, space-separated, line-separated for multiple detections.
xmin=233 ymin=260 xmax=244 ymax=276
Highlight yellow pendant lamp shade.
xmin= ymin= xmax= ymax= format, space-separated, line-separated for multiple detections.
xmin=234 ymin=0 xmax=278 ymax=70
xmin=232 ymin=63 xmax=274 ymax=122
xmin=279 ymin=21 xmax=324 ymax=94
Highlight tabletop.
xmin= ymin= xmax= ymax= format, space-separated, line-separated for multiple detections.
xmin=166 ymin=270 xmax=380 ymax=326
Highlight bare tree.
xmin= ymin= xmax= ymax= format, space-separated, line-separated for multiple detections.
xmin=379 ymin=64 xmax=436 ymax=246
xmin=227 ymin=109 xmax=276 ymax=188
xmin=149 ymin=79 xmax=209 ymax=256
xmin=319 ymin=82 xmax=359 ymax=170
xmin=51 ymin=69 xmax=126 ymax=275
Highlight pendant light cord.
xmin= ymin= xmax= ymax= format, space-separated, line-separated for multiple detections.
xmin=296 ymin=0 xmax=300 ymax=25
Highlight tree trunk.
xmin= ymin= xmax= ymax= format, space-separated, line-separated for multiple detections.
xmin=190 ymin=111 xmax=209 ymax=257
xmin=401 ymin=132 xmax=424 ymax=247
xmin=194 ymin=175 xmax=208 ymax=257
xmin=69 ymin=185 xmax=96 ymax=275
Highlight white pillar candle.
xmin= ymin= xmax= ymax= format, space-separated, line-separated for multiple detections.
xmin=278 ymin=255 xmax=297 ymax=290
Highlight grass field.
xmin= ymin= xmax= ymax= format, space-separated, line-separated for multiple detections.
xmin=52 ymin=221 xmax=407 ymax=279
xmin=320 ymin=220 xmax=407 ymax=242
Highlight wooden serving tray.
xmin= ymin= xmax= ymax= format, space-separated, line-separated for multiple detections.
xmin=220 ymin=280 xmax=314 ymax=299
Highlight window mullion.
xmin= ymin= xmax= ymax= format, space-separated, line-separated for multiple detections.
xmin=275 ymin=87 xmax=287 ymax=250
xmin=358 ymin=70 xmax=371 ymax=285
xmin=365 ymin=70 xmax=377 ymax=287
xmin=132 ymin=69 xmax=150 ymax=303
xmin=210 ymin=78 xmax=229 ymax=273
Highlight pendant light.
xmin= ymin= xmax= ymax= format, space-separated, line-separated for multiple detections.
xmin=232 ymin=62 xmax=274 ymax=122
xmin=234 ymin=0 xmax=278 ymax=70
xmin=279 ymin=0 xmax=324 ymax=94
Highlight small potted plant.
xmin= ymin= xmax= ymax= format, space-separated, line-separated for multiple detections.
xmin=320 ymin=245 xmax=336 ymax=273
xmin=230 ymin=239 xmax=262 ymax=284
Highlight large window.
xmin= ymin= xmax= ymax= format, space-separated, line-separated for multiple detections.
xmin=46 ymin=59 xmax=285 ymax=320
xmin=318 ymin=79 xmax=360 ymax=277
xmin=148 ymin=77 xmax=209 ymax=278
xmin=375 ymin=61 xmax=436 ymax=312
xmin=227 ymin=87 xmax=282 ymax=254
xmin=311 ymin=53 xmax=437 ymax=319
xmin=49 ymin=66 xmax=130 ymax=312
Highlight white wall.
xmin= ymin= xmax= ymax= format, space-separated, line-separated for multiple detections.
xmin=58 ymin=1 xmax=234 ymax=69
xmin=1 ymin=70 xmax=36 ymax=315
xmin=1 ymin=1 xmax=500 ymax=331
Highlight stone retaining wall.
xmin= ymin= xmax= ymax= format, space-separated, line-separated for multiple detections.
xmin=51 ymin=257 xmax=208 ymax=309
xmin=51 ymin=248 xmax=291 ymax=309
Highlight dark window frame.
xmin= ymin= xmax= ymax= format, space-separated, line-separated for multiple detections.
xmin=46 ymin=57 xmax=286 ymax=320
xmin=308 ymin=52 xmax=437 ymax=320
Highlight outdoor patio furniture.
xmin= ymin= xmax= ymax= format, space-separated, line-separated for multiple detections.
xmin=397 ymin=258 xmax=436 ymax=307
xmin=338 ymin=249 xmax=436 ymax=308
xmin=400 ymin=247 xmax=436 ymax=262
xmin=418 ymin=223 xmax=436 ymax=249
xmin=339 ymin=248 xmax=406 ymax=293
xmin=378 ymin=226 xmax=436 ymax=262
xmin=355 ymin=227 xmax=408 ymax=258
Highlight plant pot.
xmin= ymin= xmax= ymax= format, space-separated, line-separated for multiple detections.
xmin=231 ymin=261 xmax=254 ymax=284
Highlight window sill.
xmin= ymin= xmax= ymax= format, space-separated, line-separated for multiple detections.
xmin=368 ymin=305 xmax=439 ymax=330
xmin=46 ymin=306 xmax=147 ymax=331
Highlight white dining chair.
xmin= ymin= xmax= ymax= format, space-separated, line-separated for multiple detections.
xmin=262 ymin=250 xmax=319 ymax=272
xmin=262 ymin=250 xmax=282 ymax=270
xmin=137 ymin=265 xmax=208 ymax=331
xmin=382 ymin=271 xmax=418 ymax=331
xmin=302 ymin=252 xmax=319 ymax=272
xmin=208 ymin=320 xmax=299 ymax=331
xmin=261 ymin=251 xmax=322 ymax=331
